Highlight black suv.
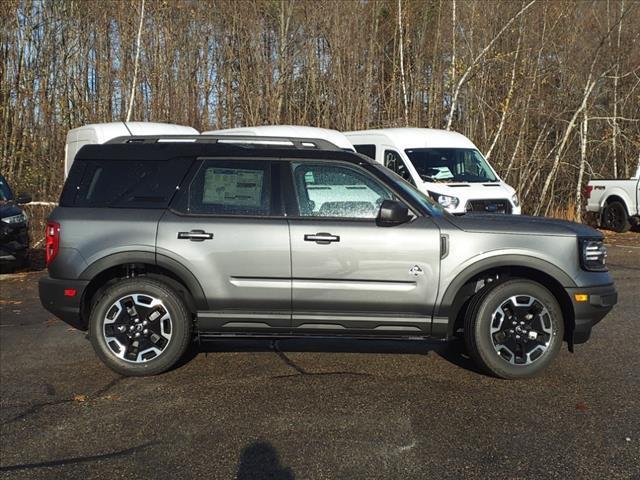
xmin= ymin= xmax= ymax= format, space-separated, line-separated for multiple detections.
xmin=0 ymin=174 xmax=31 ymax=270
xmin=39 ymin=135 xmax=616 ymax=379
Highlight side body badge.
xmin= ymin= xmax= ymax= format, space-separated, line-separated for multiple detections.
xmin=409 ymin=265 xmax=424 ymax=277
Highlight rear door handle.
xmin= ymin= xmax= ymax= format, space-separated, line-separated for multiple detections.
xmin=177 ymin=230 xmax=214 ymax=241
xmin=304 ymin=232 xmax=340 ymax=245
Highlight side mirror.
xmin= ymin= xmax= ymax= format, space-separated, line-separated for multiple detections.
xmin=377 ymin=199 xmax=411 ymax=227
xmin=16 ymin=193 xmax=32 ymax=205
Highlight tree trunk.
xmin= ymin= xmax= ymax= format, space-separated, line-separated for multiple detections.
xmin=126 ymin=0 xmax=145 ymax=122
xmin=575 ymin=109 xmax=589 ymax=223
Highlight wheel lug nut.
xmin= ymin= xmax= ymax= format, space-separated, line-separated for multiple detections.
xmin=515 ymin=335 xmax=520 ymax=339
xmin=143 ymin=329 xmax=149 ymax=335
xmin=135 ymin=332 xmax=141 ymax=338
xmin=142 ymin=320 xmax=148 ymax=326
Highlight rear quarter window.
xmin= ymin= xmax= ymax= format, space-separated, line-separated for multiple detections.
xmin=65 ymin=158 xmax=192 ymax=208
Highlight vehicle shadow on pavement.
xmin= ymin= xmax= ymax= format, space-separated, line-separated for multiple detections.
xmin=236 ymin=441 xmax=295 ymax=480
xmin=176 ymin=337 xmax=484 ymax=376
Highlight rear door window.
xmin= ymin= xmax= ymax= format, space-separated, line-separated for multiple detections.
xmin=181 ymin=159 xmax=273 ymax=216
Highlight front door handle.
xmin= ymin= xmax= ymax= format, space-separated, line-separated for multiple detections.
xmin=177 ymin=230 xmax=214 ymax=241
xmin=304 ymin=232 xmax=340 ymax=245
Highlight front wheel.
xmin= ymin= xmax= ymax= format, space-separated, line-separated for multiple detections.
xmin=89 ymin=278 xmax=192 ymax=376
xmin=464 ymin=279 xmax=564 ymax=379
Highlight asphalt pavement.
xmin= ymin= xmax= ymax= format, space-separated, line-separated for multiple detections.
xmin=1 ymin=241 xmax=639 ymax=479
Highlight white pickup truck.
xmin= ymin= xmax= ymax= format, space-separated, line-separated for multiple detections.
xmin=586 ymin=164 xmax=640 ymax=232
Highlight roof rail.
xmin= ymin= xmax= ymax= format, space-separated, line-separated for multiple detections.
xmin=105 ymin=135 xmax=342 ymax=151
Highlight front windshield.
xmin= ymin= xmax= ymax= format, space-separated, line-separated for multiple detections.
xmin=0 ymin=175 xmax=14 ymax=201
xmin=404 ymin=148 xmax=498 ymax=183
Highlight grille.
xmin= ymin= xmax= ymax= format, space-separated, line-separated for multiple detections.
xmin=465 ymin=199 xmax=512 ymax=214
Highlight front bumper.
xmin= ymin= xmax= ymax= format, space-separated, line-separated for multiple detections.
xmin=39 ymin=276 xmax=89 ymax=330
xmin=0 ymin=224 xmax=29 ymax=265
xmin=566 ymin=283 xmax=618 ymax=344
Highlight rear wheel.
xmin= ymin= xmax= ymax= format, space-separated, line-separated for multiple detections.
xmin=464 ymin=279 xmax=564 ymax=379
xmin=602 ymin=201 xmax=631 ymax=233
xmin=89 ymin=278 xmax=192 ymax=376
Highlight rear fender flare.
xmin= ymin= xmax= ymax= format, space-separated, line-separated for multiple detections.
xmin=79 ymin=251 xmax=207 ymax=310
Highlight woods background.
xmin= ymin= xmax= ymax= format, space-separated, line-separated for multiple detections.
xmin=1 ymin=0 xmax=639 ymax=231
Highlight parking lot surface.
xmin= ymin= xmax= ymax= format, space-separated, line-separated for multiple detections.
xmin=1 ymin=241 xmax=639 ymax=479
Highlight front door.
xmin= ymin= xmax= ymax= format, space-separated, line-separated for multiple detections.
xmin=157 ymin=158 xmax=291 ymax=331
xmin=285 ymin=160 xmax=441 ymax=334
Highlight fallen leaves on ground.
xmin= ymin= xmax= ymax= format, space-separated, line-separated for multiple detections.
xmin=0 ymin=272 xmax=30 ymax=282
xmin=0 ymin=300 xmax=23 ymax=305
xmin=102 ymin=395 xmax=121 ymax=401
xmin=575 ymin=402 xmax=589 ymax=412
xmin=600 ymin=229 xmax=640 ymax=247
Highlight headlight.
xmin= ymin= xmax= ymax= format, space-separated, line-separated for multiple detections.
xmin=428 ymin=191 xmax=459 ymax=209
xmin=580 ymin=239 xmax=607 ymax=271
xmin=511 ymin=193 xmax=520 ymax=207
xmin=1 ymin=212 xmax=27 ymax=224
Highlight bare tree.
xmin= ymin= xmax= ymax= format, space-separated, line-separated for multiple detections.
xmin=125 ymin=0 xmax=145 ymax=122
xmin=397 ymin=0 xmax=409 ymax=126
xmin=445 ymin=0 xmax=536 ymax=130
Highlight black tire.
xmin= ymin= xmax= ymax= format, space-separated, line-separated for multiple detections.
xmin=464 ymin=279 xmax=564 ymax=380
xmin=89 ymin=277 xmax=192 ymax=376
xmin=601 ymin=201 xmax=631 ymax=233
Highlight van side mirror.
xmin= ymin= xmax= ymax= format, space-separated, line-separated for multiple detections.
xmin=16 ymin=193 xmax=32 ymax=205
xmin=377 ymin=199 xmax=411 ymax=227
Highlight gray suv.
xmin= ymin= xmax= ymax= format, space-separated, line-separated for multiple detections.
xmin=39 ymin=136 xmax=617 ymax=379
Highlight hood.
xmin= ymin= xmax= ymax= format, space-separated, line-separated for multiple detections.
xmin=448 ymin=214 xmax=601 ymax=238
xmin=0 ymin=202 xmax=22 ymax=219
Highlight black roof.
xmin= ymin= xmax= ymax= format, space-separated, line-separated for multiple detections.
xmin=75 ymin=142 xmax=375 ymax=166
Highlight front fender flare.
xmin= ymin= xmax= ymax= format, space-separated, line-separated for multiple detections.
xmin=434 ymin=254 xmax=576 ymax=336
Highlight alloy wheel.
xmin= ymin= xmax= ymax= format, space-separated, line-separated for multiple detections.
xmin=489 ymin=295 xmax=553 ymax=365
xmin=103 ymin=294 xmax=173 ymax=363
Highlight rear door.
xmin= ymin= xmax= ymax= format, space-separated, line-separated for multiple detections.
xmin=157 ymin=158 xmax=291 ymax=332
xmin=285 ymin=159 xmax=441 ymax=334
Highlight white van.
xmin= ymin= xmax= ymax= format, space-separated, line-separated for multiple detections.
xmin=65 ymin=122 xmax=198 ymax=177
xmin=202 ymin=125 xmax=355 ymax=151
xmin=345 ymin=128 xmax=520 ymax=215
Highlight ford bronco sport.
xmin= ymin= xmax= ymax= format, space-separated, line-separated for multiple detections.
xmin=39 ymin=135 xmax=617 ymax=379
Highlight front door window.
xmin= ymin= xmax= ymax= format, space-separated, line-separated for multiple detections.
xmin=384 ymin=150 xmax=414 ymax=185
xmin=291 ymin=162 xmax=393 ymax=218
